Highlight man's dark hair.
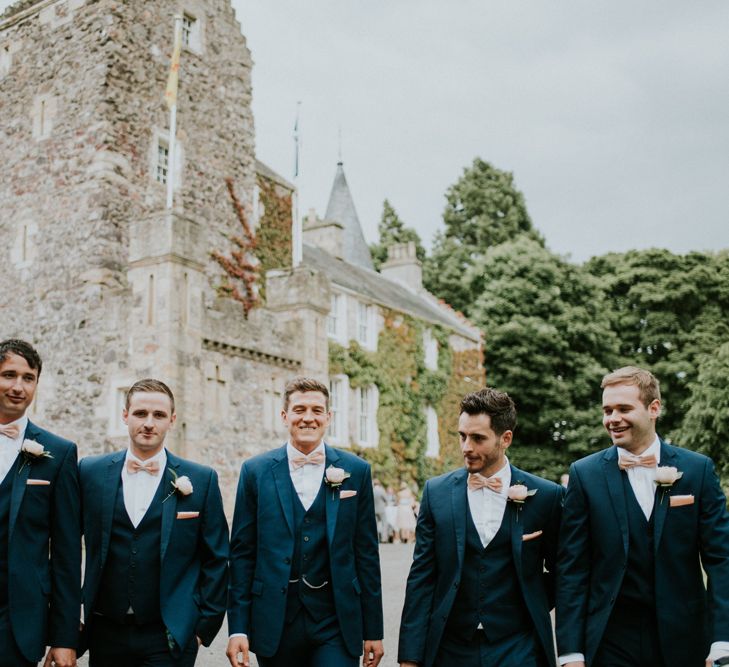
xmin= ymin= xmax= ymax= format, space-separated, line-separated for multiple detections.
xmin=0 ymin=339 xmax=42 ymax=376
xmin=459 ymin=387 xmax=516 ymax=436
xmin=125 ymin=378 xmax=175 ymax=413
xmin=283 ymin=377 xmax=329 ymax=411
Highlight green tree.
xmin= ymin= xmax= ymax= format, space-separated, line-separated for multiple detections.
xmin=676 ymin=341 xmax=729 ymax=481
xmin=466 ymin=236 xmax=619 ymax=478
xmin=584 ymin=249 xmax=729 ymax=439
xmin=369 ymin=199 xmax=425 ymax=270
xmin=424 ymin=158 xmax=543 ymax=313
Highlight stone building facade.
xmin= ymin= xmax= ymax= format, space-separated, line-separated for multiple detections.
xmin=0 ymin=0 xmax=482 ymax=507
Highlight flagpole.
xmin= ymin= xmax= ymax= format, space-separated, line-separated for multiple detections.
xmin=166 ymin=16 xmax=183 ymax=210
xmin=292 ymin=101 xmax=302 ymax=267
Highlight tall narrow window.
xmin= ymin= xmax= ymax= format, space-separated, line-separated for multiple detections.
xmin=181 ymin=272 xmax=189 ymax=326
xmin=156 ymin=141 xmax=169 ymax=184
xmin=329 ymin=379 xmax=340 ymax=440
xmin=425 ymin=406 xmax=440 ymax=457
xmin=39 ymin=99 xmax=46 ymax=137
xmin=357 ymin=302 xmax=369 ymax=345
xmin=358 ymin=386 xmax=370 ymax=443
xmin=182 ymin=14 xmax=194 ymax=46
xmin=327 ymin=294 xmax=339 ymax=337
xmin=147 ymin=274 xmax=155 ymax=325
xmin=21 ymin=224 xmax=27 ymax=262
xmin=328 ymin=376 xmax=349 ymax=445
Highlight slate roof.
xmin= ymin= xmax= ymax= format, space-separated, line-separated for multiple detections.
xmin=324 ymin=162 xmax=374 ymax=270
xmin=303 ymin=244 xmax=480 ymax=342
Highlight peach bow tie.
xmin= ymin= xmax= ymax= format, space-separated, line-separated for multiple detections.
xmin=618 ymin=453 xmax=657 ymax=471
xmin=467 ymin=473 xmax=503 ymax=493
xmin=126 ymin=459 xmax=161 ymax=476
xmin=290 ymin=450 xmax=326 ymax=469
xmin=0 ymin=423 xmax=20 ymax=439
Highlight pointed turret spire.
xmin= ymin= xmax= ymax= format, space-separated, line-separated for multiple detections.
xmin=324 ymin=162 xmax=374 ymax=270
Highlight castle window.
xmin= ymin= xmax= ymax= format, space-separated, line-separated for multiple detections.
xmin=32 ymin=94 xmax=56 ymax=140
xmin=108 ymin=385 xmax=130 ymax=437
xmin=423 ymin=328 xmax=439 ymax=370
xmin=357 ymin=301 xmax=376 ymax=349
xmin=328 ymin=375 xmax=349 ymax=445
xmin=356 ymin=384 xmax=379 ymax=447
xmin=327 ymin=292 xmax=346 ymax=342
xmin=156 ymin=141 xmax=169 ymax=184
xmin=425 ymin=406 xmax=440 ymax=457
xmin=181 ymin=12 xmax=202 ymax=53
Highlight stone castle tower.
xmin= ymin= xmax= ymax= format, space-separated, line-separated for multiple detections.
xmin=1 ymin=0 xmax=483 ymax=504
xmin=0 ymin=0 xmax=330 ymax=497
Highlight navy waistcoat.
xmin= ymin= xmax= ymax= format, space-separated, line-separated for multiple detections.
xmin=445 ymin=500 xmax=531 ymax=643
xmin=286 ymin=481 xmax=335 ymax=623
xmin=616 ymin=473 xmax=656 ymax=609
xmin=95 ymin=474 xmax=166 ymax=623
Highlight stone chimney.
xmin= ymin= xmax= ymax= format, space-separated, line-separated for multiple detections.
xmin=302 ymin=208 xmax=344 ymax=260
xmin=380 ymin=241 xmax=422 ymax=291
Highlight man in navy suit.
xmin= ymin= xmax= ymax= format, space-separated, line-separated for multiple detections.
xmin=556 ymin=366 xmax=729 ymax=667
xmin=79 ymin=378 xmax=229 ymax=666
xmin=0 ymin=339 xmax=81 ymax=667
xmin=398 ymin=387 xmax=563 ymax=667
xmin=226 ymin=377 xmax=384 ymax=667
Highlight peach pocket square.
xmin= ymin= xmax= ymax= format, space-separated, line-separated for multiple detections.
xmin=340 ymin=490 xmax=357 ymax=499
xmin=669 ymin=494 xmax=694 ymax=508
xmin=26 ymin=479 xmax=50 ymax=486
xmin=522 ymin=530 xmax=543 ymax=542
xmin=176 ymin=511 xmax=199 ymax=519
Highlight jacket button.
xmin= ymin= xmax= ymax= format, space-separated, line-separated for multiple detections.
xmin=303 ymin=536 xmax=309 ymax=542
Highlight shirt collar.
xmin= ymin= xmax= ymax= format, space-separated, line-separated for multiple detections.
xmin=125 ymin=447 xmax=167 ymax=468
xmin=0 ymin=415 xmax=28 ymax=444
xmin=617 ymin=435 xmax=661 ymax=465
xmin=286 ymin=441 xmax=325 ymax=463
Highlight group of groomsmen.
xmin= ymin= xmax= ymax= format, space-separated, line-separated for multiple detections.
xmin=0 ymin=336 xmax=727 ymax=667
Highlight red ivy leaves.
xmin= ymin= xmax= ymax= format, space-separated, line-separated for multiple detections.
xmin=211 ymin=178 xmax=260 ymax=317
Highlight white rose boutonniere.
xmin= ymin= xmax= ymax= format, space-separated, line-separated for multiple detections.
xmin=19 ymin=439 xmax=53 ymax=472
xmin=655 ymin=466 xmax=683 ymax=488
xmin=507 ymin=482 xmax=537 ymax=522
xmin=163 ymin=471 xmax=194 ymax=502
xmin=324 ymin=465 xmax=351 ymax=498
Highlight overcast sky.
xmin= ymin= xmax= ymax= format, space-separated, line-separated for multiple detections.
xmin=4 ymin=1 xmax=727 ymax=262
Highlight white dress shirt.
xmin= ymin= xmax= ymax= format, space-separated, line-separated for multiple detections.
xmin=121 ymin=448 xmax=166 ymax=528
xmin=467 ymin=458 xmax=511 ymax=548
xmin=559 ymin=437 xmax=729 ymax=665
xmin=618 ymin=436 xmax=661 ymax=520
xmin=0 ymin=415 xmax=27 ymax=483
xmin=287 ymin=441 xmax=325 ymax=511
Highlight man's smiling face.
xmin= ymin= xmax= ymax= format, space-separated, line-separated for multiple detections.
xmin=281 ymin=390 xmax=331 ymax=455
xmin=602 ymin=382 xmax=659 ymax=454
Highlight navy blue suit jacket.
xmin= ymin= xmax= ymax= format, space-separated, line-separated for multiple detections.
xmin=398 ymin=465 xmax=563 ymax=667
xmin=228 ymin=444 xmax=384 ymax=658
xmin=6 ymin=421 xmax=81 ymax=662
xmin=556 ymin=441 xmax=729 ymax=667
xmin=79 ymin=449 xmax=229 ymax=649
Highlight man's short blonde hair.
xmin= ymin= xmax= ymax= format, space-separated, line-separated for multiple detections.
xmin=601 ymin=366 xmax=660 ymax=407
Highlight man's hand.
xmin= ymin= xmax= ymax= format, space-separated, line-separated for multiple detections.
xmin=363 ymin=639 xmax=384 ymax=667
xmin=226 ymin=636 xmax=250 ymax=667
xmin=43 ymin=647 xmax=76 ymax=667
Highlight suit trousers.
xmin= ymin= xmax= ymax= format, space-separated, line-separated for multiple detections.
xmin=434 ymin=627 xmax=548 ymax=667
xmin=593 ymin=602 xmax=666 ymax=667
xmin=88 ymin=614 xmax=198 ymax=667
xmin=0 ymin=608 xmax=34 ymax=667
xmin=257 ymin=605 xmax=357 ymax=667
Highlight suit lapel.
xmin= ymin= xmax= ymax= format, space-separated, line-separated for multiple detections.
xmin=272 ymin=445 xmax=295 ymax=537
xmin=325 ymin=445 xmax=340 ymax=547
xmin=509 ymin=466 xmax=525 ymax=585
xmin=602 ymin=447 xmax=629 ymax=556
xmin=101 ymin=452 xmax=125 ymax=565
xmin=160 ymin=450 xmax=180 ymax=563
xmin=9 ymin=421 xmax=43 ymax=541
xmin=653 ymin=440 xmax=676 ymax=554
xmin=451 ymin=469 xmax=468 ymax=572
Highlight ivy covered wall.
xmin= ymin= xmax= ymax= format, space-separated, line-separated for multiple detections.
xmin=329 ymin=309 xmax=484 ymax=488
